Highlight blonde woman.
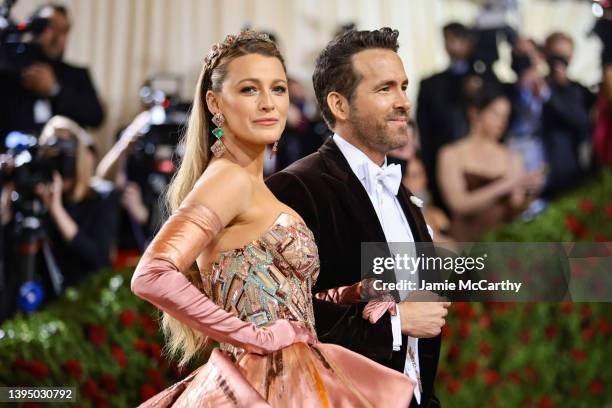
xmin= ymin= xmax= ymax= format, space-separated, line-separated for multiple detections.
xmin=1 ymin=115 xmax=118 ymax=303
xmin=131 ymin=31 xmax=414 ymax=407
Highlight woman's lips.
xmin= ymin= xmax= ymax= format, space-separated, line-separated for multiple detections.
xmin=253 ymin=118 xmax=278 ymax=126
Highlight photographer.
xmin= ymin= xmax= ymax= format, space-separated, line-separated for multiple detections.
xmin=0 ymin=3 xmax=104 ymax=142
xmin=1 ymin=116 xmax=117 ymax=320
xmin=541 ymin=32 xmax=596 ymax=196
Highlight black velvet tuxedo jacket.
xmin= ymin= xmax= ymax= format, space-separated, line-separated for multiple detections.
xmin=267 ymin=137 xmax=441 ymax=407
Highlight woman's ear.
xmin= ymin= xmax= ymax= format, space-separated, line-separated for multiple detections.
xmin=205 ymin=90 xmax=221 ymax=114
xmin=327 ymin=91 xmax=350 ymax=124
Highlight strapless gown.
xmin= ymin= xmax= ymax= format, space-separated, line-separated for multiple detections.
xmin=139 ymin=213 xmax=414 ymax=407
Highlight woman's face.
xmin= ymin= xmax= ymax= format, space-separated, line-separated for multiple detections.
xmin=405 ymin=157 xmax=427 ymax=193
xmin=51 ymin=128 xmax=94 ymax=193
xmin=211 ymin=54 xmax=288 ymax=148
xmin=475 ymin=97 xmax=511 ymax=141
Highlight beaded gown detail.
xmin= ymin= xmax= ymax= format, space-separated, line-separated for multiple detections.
xmin=138 ymin=213 xmax=414 ymax=407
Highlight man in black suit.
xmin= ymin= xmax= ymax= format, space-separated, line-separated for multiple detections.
xmin=416 ymin=22 xmax=473 ymax=212
xmin=267 ymin=28 xmax=449 ymax=407
xmin=0 ymin=3 xmax=104 ymax=143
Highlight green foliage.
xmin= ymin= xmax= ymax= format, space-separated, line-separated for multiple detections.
xmin=0 ymin=270 xmax=201 ymax=407
xmin=436 ymin=170 xmax=612 ymax=407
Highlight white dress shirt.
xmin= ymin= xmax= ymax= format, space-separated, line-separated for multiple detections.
xmin=333 ymin=133 xmax=424 ymax=404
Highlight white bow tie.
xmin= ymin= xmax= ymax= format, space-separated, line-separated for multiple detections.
xmin=358 ymin=162 xmax=403 ymax=195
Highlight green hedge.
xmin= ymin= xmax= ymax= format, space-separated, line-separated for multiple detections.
xmin=0 ymin=271 xmax=202 ymax=407
xmin=436 ymin=170 xmax=612 ymax=407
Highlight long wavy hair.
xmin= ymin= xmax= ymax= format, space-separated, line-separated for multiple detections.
xmin=162 ymin=30 xmax=286 ymax=366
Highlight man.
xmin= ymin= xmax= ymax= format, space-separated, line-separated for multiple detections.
xmin=417 ymin=22 xmax=473 ymax=212
xmin=0 ymin=3 xmax=104 ymax=143
xmin=267 ymin=28 xmax=449 ymax=407
xmin=540 ymin=32 xmax=596 ymax=197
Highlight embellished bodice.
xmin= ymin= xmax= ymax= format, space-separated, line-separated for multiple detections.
xmin=203 ymin=213 xmax=320 ymax=354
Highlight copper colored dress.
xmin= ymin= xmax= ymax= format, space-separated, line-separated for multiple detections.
xmin=132 ymin=208 xmax=414 ymax=408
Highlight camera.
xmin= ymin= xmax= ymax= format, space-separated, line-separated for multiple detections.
xmin=0 ymin=0 xmax=48 ymax=74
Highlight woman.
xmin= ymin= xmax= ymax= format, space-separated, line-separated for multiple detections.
xmin=437 ymin=89 xmax=544 ymax=241
xmin=131 ymin=31 xmax=414 ymax=407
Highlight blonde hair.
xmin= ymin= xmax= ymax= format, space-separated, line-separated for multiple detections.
xmin=162 ymin=30 xmax=285 ymax=366
xmin=39 ymin=115 xmax=96 ymax=203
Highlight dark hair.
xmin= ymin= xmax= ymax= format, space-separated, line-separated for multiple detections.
xmin=312 ymin=27 xmax=400 ymax=129
xmin=467 ymin=86 xmax=509 ymax=112
xmin=443 ymin=22 xmax=471 ymax=39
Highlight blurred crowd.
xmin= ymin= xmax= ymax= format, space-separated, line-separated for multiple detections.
xmin=0 ymin=2 xmax=610 ymax=322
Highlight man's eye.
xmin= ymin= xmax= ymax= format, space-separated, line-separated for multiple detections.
xmin=379 ymin=86 xmax=390 ymax=92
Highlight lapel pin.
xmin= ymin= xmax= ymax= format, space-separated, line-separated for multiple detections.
xmin=410 ymin=195 xmax=424 ymax=208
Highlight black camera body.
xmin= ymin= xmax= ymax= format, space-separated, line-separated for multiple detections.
xmin=0 ymin=0 xmax=48 ymax=74
xmin=2 ymin=131 xmax=77 ymax=216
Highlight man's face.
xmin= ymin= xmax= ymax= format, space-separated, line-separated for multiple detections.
xmin=37 ymin=9 xmax=70 ymax=60
xmin=444 ymin=33 xmax=472 ymax=61
xmin=346 ymin=48 xmax=411 ymax=154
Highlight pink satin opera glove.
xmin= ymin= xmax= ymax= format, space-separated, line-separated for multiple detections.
xmin=131 ymin=201 xmax=316 ymax=355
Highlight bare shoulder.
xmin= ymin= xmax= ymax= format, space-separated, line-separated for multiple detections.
xmin=184 ymin=160 xmax=254 ymax=225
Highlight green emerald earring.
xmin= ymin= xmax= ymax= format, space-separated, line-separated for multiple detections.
xmin=211 ymin=112 xmax=226 ymax=157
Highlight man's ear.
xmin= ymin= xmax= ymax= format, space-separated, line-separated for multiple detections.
xmin=327 ymin=91 xmax=350 ymax=123
xmin=205 ymin=90 xmax=221 ymax=114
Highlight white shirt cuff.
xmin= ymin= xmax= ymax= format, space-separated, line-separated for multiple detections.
xmin=391 ymin=305 xmax=402 ymax=351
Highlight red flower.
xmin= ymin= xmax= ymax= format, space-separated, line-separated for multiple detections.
xmin=545 ymin=324 xmax=558 ymax=339
xmin=509 ymin=371 xmax=521 ymax=385
xmin=561 ymin=302 xmax=573 ymax=314
xmin=87 ymin=325 xmax=108 ymax=348
xmin=479 ymin=315 xmax=491 ymax=329
xmin=140 ymin=314 xmax=158 ymax=334
xmin=594 ymin=233 xmax=608 ymax=242
xmin=140 ymin=384 xmax=158 ymax=402
xmin=606 ymin=203 xmax=612 ymax=220
xmin=598 ymin=318 xmax=611 ymax=335
xmin=148 ymin=342 xmax=163 ymax=361
xmin=588 ymin=379 xmax=604 ymax=395
xmin=436 ymin=368 xmax=449 ymax=383
xmin=134 ymin=337 xmax=148 ymax=352
xmin=564 ymin=214 xmax=588 ymax=238
xmin=111 ymin=345 xmax=128 ymax=367
xmin=119 ymin=310 xmax=137 ymax=328
xmin=100 ymin=373 xmax=117 ymax=393
xmin=571 ymin=348 xmax=586 ymax=362
xmin=579 ymin=199 xmax=594 ymax=214
xmin=81 ymin=377 xmax=99 ymax=398
xmin=520 ymin=329 xmax=530 ymax=344
xmin=145 ymin=368 xmax=165 ymax=388
xmin=61 ymin=359 xmax=83 ymax=380
xmin=525 ymin=367 xmax=538 ymax=382
xmin=441 ymin=325 xmax=452 ymax=339
xmin=93 ymin=394 xmax=109 ymax=407
xmin=12 ymin=357 xmax=29 ymax=370
xmin=539 ymin=395 xmax=554 ymax=408
xmin=479 ymin=342 xmax=492 ymax=357
xmin=483 ymin=369 xmax=500 ymax=385
xmin=447 ymin=378 xmax=461 ymax=394
xmin=28 ymin=359 xmax=49 ymax=379
xmin=580 ymin=305 xmax=592 ymax=319
xmin=453 ymin=302 xmax=475 ymax=319
xmin=459 ymin=321 xmax=471 ymax=338
xmin=581 ymin=327 xmax=594 ymax=341
xmin=447 ymin=344 xmax=460 ymax=360
xmin=460 ymin=360 xmax=479 ymax=378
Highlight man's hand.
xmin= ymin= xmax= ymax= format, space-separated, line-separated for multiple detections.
xmin=21 ymin=63 xmax=58 ymax=96
xmin=397 ymin=291 xmax=450 ymax=338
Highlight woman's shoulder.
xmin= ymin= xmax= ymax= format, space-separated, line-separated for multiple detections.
xmin=197 ymin=160 xmax=253 ymax=192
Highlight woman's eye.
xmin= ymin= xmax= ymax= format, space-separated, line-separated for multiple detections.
xmin=272 ymin=86 xmax=287 ymax=94
xmin=240 ymin=86 xmax=257 ymax=94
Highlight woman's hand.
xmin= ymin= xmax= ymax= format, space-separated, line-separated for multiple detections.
xmin=251 ymin=319 xmax=317 ymax=354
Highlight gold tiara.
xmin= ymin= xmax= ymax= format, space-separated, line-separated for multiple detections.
xmin=204 ymin=30 xmax=273 ymax=72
